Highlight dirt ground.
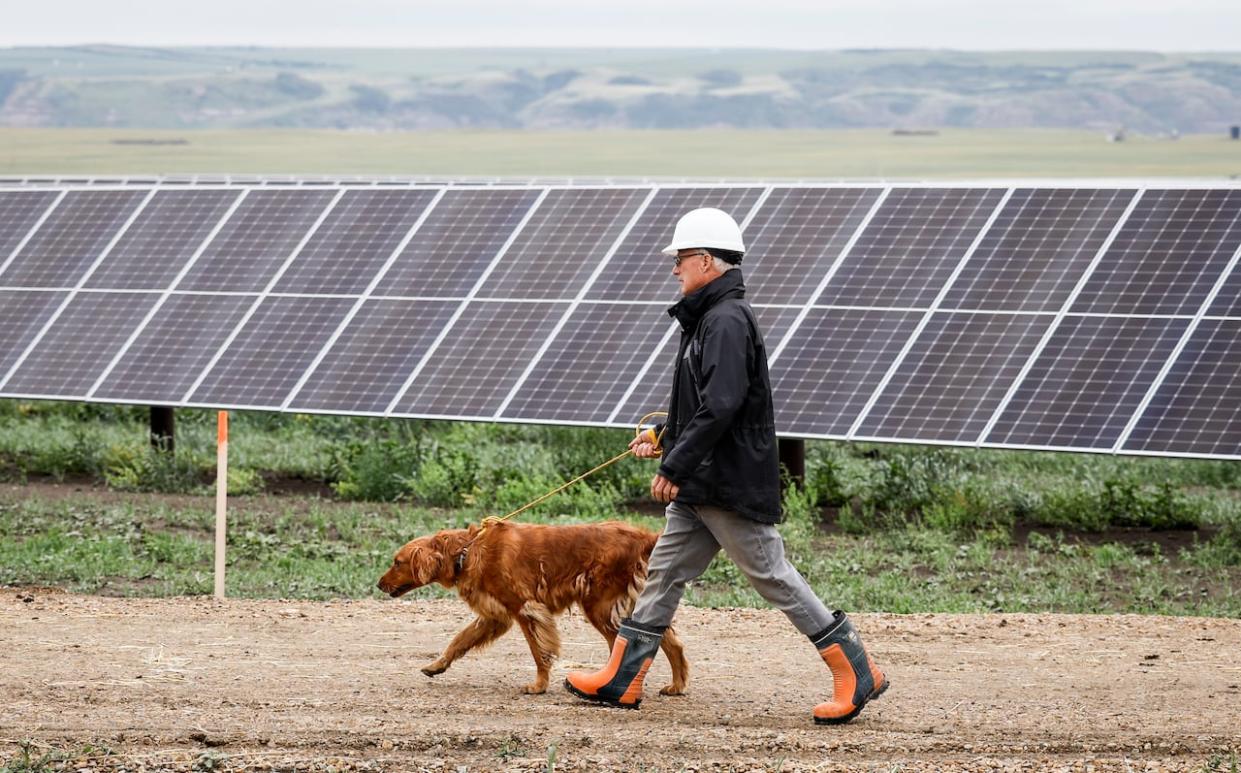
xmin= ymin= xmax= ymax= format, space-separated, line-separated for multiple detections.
xmin=2 ymin=590 xmax=1239 ymax=772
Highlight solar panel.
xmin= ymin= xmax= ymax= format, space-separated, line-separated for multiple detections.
xmin=740 ymin=188 xmax=883 ymax=304
xmin=501 ymin=303 xmax=677 ymax=423
xmin=984 ymin=315 xmax=1189 ymax=449
xmin=0 ymin=292 xmax=159 ymax=397
xmin=1122 ymin=319 xmax=1241 ymax=456
xmin=0 ymin=191 xmax=58 ymax=264
xmin=92 ymin=293 xmax=255 ymax=403
xmin=585 ymin=187 xmax=764 ymax=302
xmin=273 ymin=190 xmax=438 ymax=295
xmin=613 ymin=305 xmax=802 ymax=428
xmin=177 ymin=191 xmax=337 ymax=292
xmin=816 ymin=188 xmax=1006 ymax=308
xmin=288 ymin=298 xmax=459 ymax=413
xmin=855 ymin=312 xmax=1053 ymax=442
xmin=0 ymin=290 xmax=68 ymax=376
xmin=84 ymin=190 xmax=242 ymax=290
xmin=475 ymin=188 xmax=650 ymax=299
xmin=373 ymin=189 xmax=541 ymax=298
xmin=4 ymin=180 xmax=1241 ymax=460
xmin=772 ymin=309 xmax=924 ymax=437
xmin=187 ymin=296 xmax=356 ymax=408
xmin=1070 ymin=190 xmax=1241 ymax=315
xmin=392 ymin=300 xmax=570 ymax=417
xmin=0 ymin=191 xmax=148 ymax=288
xmin=942 ymin=188 xmax=1136 ymax=312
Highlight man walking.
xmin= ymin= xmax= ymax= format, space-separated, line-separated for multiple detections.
xmin=563 ymin=208 xmax=888 ymax=724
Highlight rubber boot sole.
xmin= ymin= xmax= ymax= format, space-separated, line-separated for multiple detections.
xmin=563 ymin=678 xmax=642 ymax=709
xmin=813 ymin=677 xmax=890 ymax=726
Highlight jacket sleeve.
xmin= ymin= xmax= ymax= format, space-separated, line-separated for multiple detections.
xmin=657 ymin=311 xmax=751 ymax=483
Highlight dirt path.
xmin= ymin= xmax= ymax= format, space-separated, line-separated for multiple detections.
xmin=2 ymin=590 xmax=1239 ymax=772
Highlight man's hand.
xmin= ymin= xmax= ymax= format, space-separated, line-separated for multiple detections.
xmin=650 ymin=473 xmax=680 ymax=503
xmin=628 ymin=432 xmax=661 ymax=459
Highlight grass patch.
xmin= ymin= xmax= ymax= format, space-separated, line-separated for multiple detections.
xmin=2 ymin=402 xmax=1240 ymax=614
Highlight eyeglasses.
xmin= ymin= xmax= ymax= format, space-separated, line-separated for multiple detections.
xmin=672 ymin=250 xmax=709 ymax=268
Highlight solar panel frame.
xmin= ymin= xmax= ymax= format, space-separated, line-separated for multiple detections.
xmin=940 ymin=187 xmax=1139 ymax=313
xmin=815 ymin=187 xmax=1008 ymax=309
xmin=285 ymin=298 xmax=461 ymax=415
xmin=1119 ymin=318 xmax=1241 ymax=457
xmin=492 ymin=188 xmax=657 ymax=418
xmin=185 ymin=295 xmax=358 ymax=410
xmin=279 ymin=188 xmax=449 ymax=410
xmin=475 ymin=187 xmax=652 ymax=300
xmin=838 ymin=188 xmax=1015 ymax=438
xmin=83 ymin=190 xmax=254 ymax=399
xmin=381 ymin=188 xmax=551 ymax=416
xmin=0 ymin=190 xmax=63 ymax=276
xmin=90 ymin=293 xmax=257 ymax=405
xmin=390 ymin=299 xmax=572 ymax=419
xmin=0 ymin=189 xmax=152 ymax=289
xmin=83 ymin=190 xmax=245 ymax=290
xmin=0 ymin=189 xmax=157 ymax=394
xmin=0 ymin=291 xmax=163 ymax=399
xmin=1070 ymin=189 xmax=1241 ymax=316
xmin=176 ymin=189 xmax=340 ymax=293
xmin=372 ymin=188 xmax=544 ymax=299
xmin=982 ymin=314 xmax=1190 ymax=450
xmin=1111 ymin=236 xmax=1241 ymax=455
xmin=271 ymin=189 xmax=440 ymax=295
xmin=178 ymin=189 xmax=347 ymax=405
xmin=0 ymin=289 xmax=70 ymax=377
xmin=853 ymin=311 xmax=1056 ymax=444
xmin=972 ymin=189 xmax=1147 ymax=445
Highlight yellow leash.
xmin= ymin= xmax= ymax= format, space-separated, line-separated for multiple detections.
xmin=477 ymin=410 xmax=669 ymax=533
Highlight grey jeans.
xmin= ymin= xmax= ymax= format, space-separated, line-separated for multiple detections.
xmin=631 ymin=500 xmax=835 ymax=637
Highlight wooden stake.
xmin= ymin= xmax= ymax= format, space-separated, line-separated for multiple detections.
xmin=214 ymin=410 xmax=228 ymax=600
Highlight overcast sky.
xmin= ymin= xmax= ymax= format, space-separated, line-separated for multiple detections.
xmin=5 ymin=0 xmax=1239 ymax=51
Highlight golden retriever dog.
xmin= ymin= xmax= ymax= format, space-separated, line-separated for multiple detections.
xmin=377 ymin=519 xmax=689 ymax=695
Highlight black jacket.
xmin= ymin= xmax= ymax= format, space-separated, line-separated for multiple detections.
xmin=656 ymin=270 xmax=783 ymax=523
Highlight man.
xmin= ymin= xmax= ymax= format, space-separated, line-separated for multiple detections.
xmin=563 ymin=207 xmax=888 ymax=725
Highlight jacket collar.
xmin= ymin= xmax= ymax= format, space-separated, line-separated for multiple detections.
xmin=667 ymin=270 xmax=746 ymax=331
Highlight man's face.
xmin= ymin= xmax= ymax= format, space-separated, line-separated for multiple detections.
xmin=672 ymin=248 xmax=719 ymax=296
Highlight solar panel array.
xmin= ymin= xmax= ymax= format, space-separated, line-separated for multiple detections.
xmin=2 ymin=182 xmax=1241 ymax=461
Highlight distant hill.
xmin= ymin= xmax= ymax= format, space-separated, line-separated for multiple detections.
xmin=2 ymin=46 xmax=1239 ymax=133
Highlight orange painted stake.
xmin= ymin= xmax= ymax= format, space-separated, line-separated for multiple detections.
xmin=214 ymin=410 xmax=228 ymax=599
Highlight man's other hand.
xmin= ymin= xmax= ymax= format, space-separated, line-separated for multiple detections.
xmin=628 ymin=434 xmax=661 ymax=459
xmin=650 ymin=474 xmax=680 ymax=503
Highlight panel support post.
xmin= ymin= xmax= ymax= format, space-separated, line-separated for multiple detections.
xmin=778 ymin=437 xmax=805 ymax=491
xmin=149 ymin=406 xmax=175 ymax=454
xmin=213 ymin=410 xmax=228 ymax=600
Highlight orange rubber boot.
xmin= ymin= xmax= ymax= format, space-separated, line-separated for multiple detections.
xmin=563 ymin=619 xmax=663 ymax=709
xmin=811 ymin=611 xmax=889 ymax=725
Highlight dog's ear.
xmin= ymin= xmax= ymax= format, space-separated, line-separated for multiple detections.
xmin=408 ymin=545 xmax=442 ymax=587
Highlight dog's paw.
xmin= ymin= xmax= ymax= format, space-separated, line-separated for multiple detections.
xmin=421 ymin=662 xmax=448 ymax=677
xmin=659 ymin=684 xmax=686 ymax=696
xmin=521 ymin=682 xmax=548 ymax=695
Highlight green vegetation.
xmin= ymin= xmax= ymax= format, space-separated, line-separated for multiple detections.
xmin=1 ymin=402 xmax=1238 ymax=615
xmin=3 ymin=127 xmax=1239 ymax=178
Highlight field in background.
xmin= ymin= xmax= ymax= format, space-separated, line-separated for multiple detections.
xmin=3 ymin=127 xmax=1240 ymax=178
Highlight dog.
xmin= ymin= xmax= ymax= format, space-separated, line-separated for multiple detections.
xmin=377 ymin=519 xmax=689 ymax=695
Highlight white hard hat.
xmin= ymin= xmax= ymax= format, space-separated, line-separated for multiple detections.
xmin=661 ymin=208 xmax=746 ymax=256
